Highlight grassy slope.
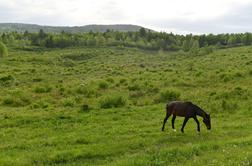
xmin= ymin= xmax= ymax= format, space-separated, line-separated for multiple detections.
xmin=0 ymin=46 xmax=252 ymax=165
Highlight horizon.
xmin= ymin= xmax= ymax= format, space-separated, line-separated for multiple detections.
xmin=1 ymin=22 xmax=252 ymax=35
xmin=1 ymin=0 xmax=252 ymax=34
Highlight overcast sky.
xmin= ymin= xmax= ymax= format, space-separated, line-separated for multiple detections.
xmin=0 ymin=0 xmax=252 ymax=34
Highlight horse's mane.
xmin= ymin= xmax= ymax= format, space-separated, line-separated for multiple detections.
xmin=191 ymin=103 xmax=207 ymax=119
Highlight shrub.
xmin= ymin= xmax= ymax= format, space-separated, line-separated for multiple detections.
xmin=106 ymin=77 xmax=114 ymax=83
xmin=0 ymin=75 xmax=14 ymax=86
xmin=62 ymin=59 xmax=76 ymax=67
xmin=0 ymin=41 xmax=8 ymax=58
xmin=62 ymin=97 xmax=76 ymax=107
xmin=155 ymin=89 xmax=181 ymax=103
xmin=249 ymin=70 xmax=252 ymax=75
xmin=128 ymin=83 xmax=141 ymax=91
xmin=221 ymin=100 xmax=238 ymax=111
xmin=75 ymin=85 xmax=96 ymax=98
xmin=215 ymin=87 xmax=249 ymax=100
xmin=34 ymin=85 xmax=52 ymax=93
xmin=234 ymin=72 xmax=243 ymax=77
xmin=98 ymin=81 xmax=109 ymax=90
xmin=2 ymin=96 xmax=14 ymax=106
xmin=2 ymin=91 xmax=31 ymax=107
xmin=31 ymin=100 xmax=50 ymax=109
xmin=100 ymin=95 xmax=126 ymax=109
xmin=119 ymin=78 xmax=127 ymax=84
xmin=33 ymin=78 xmax=43 ymax=82
xmin=129 ymin=91 xmax=145 ymax=98
xmin=81 ymin=104 xmax=90 ymax=112
xmin=219 ymin=73 xmax=233 ymax=82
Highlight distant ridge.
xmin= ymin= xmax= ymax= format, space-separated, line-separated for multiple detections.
xmin=0 ymin=23 xmax=152 ymax=33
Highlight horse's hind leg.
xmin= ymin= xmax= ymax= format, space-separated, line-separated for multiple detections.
xmin=161 ymin=112 xmax=171 ymax=131
xmin=172 ymin=115 xmax=176 ymax=131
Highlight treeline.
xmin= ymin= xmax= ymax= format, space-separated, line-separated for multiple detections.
xmin=1 ymin=28 xmax=252 ymax=54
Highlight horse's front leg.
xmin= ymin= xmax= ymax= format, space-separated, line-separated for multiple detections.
xmin=181 ymin=117 xmax=189 ymax=133
xmin=193 ymin=116 xmax=200 ymax=132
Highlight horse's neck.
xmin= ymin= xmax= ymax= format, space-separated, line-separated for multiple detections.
xmin=196 ymin=108 xmax=206 ymax=119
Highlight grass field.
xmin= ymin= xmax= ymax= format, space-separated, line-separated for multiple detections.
xmin=0 ymin=46 xmax=252 ymax=165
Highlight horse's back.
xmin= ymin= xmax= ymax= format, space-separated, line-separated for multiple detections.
xmin=166 ymin=101 xmax=195 ymax=117
xmin=166 ymin=101 xmax=191 ymax=108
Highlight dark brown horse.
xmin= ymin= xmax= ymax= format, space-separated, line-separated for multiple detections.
xmin=161 ymin=101 xmax=211 ymax=133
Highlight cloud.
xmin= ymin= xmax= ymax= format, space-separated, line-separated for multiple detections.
xmin=0 ymin=0 xmax=252 ymax=34
xmin=139 ymin=1 xmax=252 ymax=34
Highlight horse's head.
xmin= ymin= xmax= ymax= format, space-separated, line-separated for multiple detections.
xmin=203 ymin=113 xmax=211 ymax=130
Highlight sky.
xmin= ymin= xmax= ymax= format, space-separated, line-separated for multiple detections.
xmin=0 ymin=0 xmax=252 ymax=34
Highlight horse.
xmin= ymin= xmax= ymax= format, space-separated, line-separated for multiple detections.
xmin=161 ymin=101 xmax=211 ymax=133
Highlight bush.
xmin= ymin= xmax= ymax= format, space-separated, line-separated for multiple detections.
xmin=2 ymin=91 xmax=31 ymax=107
xmin=119 ymin=78 xmax=127 ymax=84
xmin=31 ymin=100 xmax=50 ymax=109
xmin=155 ymin=89 xmax=181 ymax=103
xmin=34 ymin=85 xmax=52 ymax=93
xmin=81 ymin=104 xmax=90 ymax=112
xmin=0 ymin=41 xmax=8 ymax=58
xmin=128 ymin=83 xmax=141 ymax=91
xmin=75 ymin=85 xmax=96 ymax=98
xmin=221 ymin=100 xmax=238 ymax=111
xmin=106 ymin=77 xmax=114 ymax=83
xmin=100 ymin=95 xmax=126 ymax=109
xmin=62 ymin=97 xmax=76 ymax=107
xmin=98 ymin=81 xmax=109 ymax=90
xmin=249 ymin=70 xmax=252 ymax=75
xmin=0 ymin=75 xmax=14 ymax=86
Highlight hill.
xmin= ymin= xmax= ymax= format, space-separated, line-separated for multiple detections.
xmin=0 ymin=45 xmax=252 ymax=165
xmin=0 ymin=23 xmax=150 ymax=33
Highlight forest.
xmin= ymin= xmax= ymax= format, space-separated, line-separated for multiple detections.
xmin=1 ymin=28 xmax=252 ymax=54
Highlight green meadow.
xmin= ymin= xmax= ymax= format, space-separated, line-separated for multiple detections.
xmin=0 ymin=46 xmax=252 ymax=165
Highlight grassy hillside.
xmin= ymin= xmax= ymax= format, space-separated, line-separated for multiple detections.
xmin=0 ymin=46 xmax=252 ymax=165
xmin=0 ymin=23 xmax=149 ymax=33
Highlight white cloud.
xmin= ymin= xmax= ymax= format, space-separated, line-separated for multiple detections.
xmin=0 ymin=0 xmax=252 ymax=33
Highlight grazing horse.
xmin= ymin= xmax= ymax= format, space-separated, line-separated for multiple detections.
xmin=161 ymin=101 xmax=211 ymax=133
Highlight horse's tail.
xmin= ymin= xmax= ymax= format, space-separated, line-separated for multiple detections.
xmin=166 ymin=103 xmax=169 ymax=111
xmin=166 ymin=101 xmax=176 ymax=115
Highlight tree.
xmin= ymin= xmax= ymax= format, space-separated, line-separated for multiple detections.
xmin=0 ymin=41 xmax=8 ymax=58
xmin=227 ymin=35 xmax=236 ymax=46
xmin=45 ymin=36 xmax=55 ymax=48
xmin=139 ymin=28 xmax=146 ymax=37
xmin=190 ymin=40 xmax=200 ymax=55
xmin=242 ymin=33 xmax=252 ymax=45
xmin=39 ymin=29 xmax=46 ymax=38
xmin=182 ymin=39 xmax=190 ymax=52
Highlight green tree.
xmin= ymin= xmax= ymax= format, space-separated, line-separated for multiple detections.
xmin=242 ymin=33 xmax=252 ymax=45
xmin=227 ymin=36 xmax=236 ymax=46
xmin=190 ymin=40 xmax=200 ymax=55
xmin=139 ymin=28 xmax=146 ymax=37
xmin=182 ymin=39 xmax=190 ymax=52
xmin=0 ymin=41 xmax=8 ymax=58
xmin=39 ymin=29 xmax=46 ymax=38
